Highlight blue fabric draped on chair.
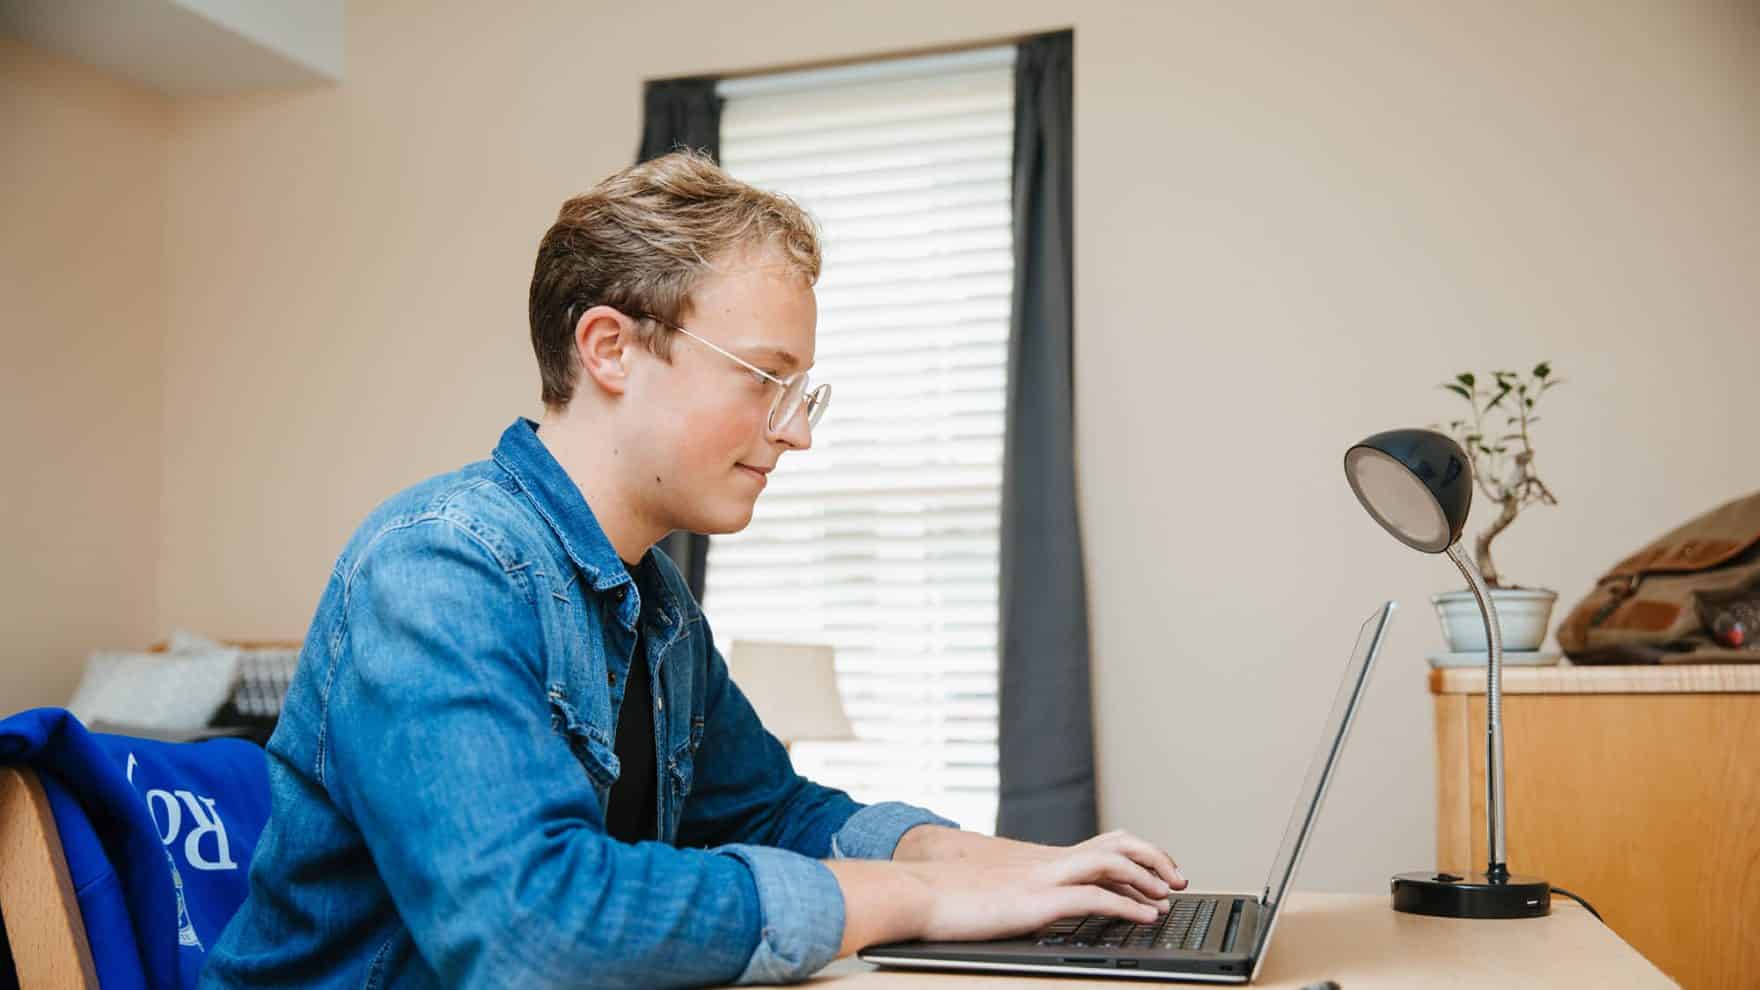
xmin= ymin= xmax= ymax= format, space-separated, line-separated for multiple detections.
xmin=0 ymin=708 xmax=270 ymax=990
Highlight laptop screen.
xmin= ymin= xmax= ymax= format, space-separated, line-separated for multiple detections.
xmin=1253 ymin=602 xmax=1394 ymax=955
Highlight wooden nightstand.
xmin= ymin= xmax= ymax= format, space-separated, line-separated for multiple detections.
xmin=1430 ymin=663 xmax=1760 ymax=989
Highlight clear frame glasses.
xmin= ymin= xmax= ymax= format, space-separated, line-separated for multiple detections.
xmin=639 ymin=313 xmax=831 ymax=434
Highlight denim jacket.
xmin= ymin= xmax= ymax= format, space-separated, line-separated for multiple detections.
xmin=200 ymin=419 xmax=956 ymax=989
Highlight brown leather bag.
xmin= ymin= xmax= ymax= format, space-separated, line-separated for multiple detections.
xmin=1558 ymin=491 xmax=1760 ymax=664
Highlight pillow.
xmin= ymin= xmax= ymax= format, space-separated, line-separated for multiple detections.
xmin=169 ymin=629 xmax=300 ymax=718
xmin=66 ymin=647 xmax=241 ymax=732
xmin=168 ymin=628 xmax=226 ymax=655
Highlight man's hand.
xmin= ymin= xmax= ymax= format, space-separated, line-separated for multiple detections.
xmin=828 ymin=829 xmax=1186 ymax=956
xmin=894 ymin=825 xmax=1185 ymax=907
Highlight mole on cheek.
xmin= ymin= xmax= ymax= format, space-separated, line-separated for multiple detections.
xmin=655 ymin=475 xmax=663 ymax=485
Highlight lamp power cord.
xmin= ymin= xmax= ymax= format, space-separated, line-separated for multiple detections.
xmin=1549 ymin=885 xmax=1603 ymax=924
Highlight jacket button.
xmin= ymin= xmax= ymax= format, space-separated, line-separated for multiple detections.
xmin=607 ymin=671 xmax=617 ymax=686
xmin=656 ymin=697 xmax=664 ymax=712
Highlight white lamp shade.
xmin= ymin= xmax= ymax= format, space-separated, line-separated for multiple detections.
xmin=726 ymin=640 xmax=855 ymax=746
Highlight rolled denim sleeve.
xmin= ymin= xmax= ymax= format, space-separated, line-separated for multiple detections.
xmin=717 ymin=844 xmax=845 ymax=984
xmin=830 ymin=802 xmax=961 ymax=860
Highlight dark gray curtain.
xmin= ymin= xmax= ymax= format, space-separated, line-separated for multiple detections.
xmin=638 ymin=77 xmax=722 ymax=167
xmin=638 ymin=77 xmax=722 ymax=602
xmin=996 ymin=31 xmax=1094 ymax=845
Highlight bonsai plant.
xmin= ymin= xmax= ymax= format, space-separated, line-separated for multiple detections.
xmin=1431 ymin=363 xmax=1564 ymax=656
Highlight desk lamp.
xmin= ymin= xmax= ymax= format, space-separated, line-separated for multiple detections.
xmin=1344 ymin=428 xmax=1550 ymax=918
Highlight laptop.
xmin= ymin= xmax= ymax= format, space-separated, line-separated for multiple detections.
xmin=860 ymin=601 xmax=1395 ymax=984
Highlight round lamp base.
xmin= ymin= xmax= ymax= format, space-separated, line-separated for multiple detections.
xmin=1390 ymin=871 xmax=1551 ymax=918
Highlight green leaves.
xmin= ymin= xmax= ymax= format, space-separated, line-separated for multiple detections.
xmin=1435 ymin=362 xmax=1564 ymax=587
xmin=1444 ymin=366 xmax=1561 ymax=414
xmin=1443 ymin=362 xmax=1561 ymax=509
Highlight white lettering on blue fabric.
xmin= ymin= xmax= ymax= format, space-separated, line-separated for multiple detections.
xmin=174 ymin=790 xmax=239 ymax=870
xmin=146 ymin=788 xmax=182 ymax=845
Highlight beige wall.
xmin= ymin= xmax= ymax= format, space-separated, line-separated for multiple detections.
xmin=1 ymin=38 xmax=167 ymax=712
xmin=15 ymin=0 xmax=1760 ymax=892
xmin=1083 ymin=0 xmax=1760 ymax=892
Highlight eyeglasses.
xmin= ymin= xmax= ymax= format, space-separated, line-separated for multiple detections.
xmin=638 ymin=313 xmax=831 ymax=434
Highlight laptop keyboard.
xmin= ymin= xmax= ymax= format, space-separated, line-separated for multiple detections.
xmin=1034 ymin=897 xmax=1218 ymax=953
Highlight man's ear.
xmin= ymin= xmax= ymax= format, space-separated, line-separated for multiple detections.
xmin=574 ymin=305 xmax=636 ymax=396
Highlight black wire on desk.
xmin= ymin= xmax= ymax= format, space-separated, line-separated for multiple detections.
xmin=1551 ymin=885 xmax=1603 ymax=923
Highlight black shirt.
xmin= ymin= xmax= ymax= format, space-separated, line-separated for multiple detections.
xmin=604 ymin=590 xmax=658 ymax=843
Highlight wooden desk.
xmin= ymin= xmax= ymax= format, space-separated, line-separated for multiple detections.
xmin=795 ymin=894 xmax=1670 ymax=987
xmin=1430 ymin=663 xmax=1760 ymax=990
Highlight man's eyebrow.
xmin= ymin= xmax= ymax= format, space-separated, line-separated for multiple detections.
xmin=743 ymin=346 xmax=804 ymax=372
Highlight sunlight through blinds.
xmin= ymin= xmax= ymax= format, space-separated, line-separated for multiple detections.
xmin=707 ymin=48 xmax=1015 ymax=833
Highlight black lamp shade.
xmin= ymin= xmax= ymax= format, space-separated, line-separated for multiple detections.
xmin=1343 ymin=429 xmax=1472 ymax=554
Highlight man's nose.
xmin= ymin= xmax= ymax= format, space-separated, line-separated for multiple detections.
xmin=771 ymin=406 xmax=813 ymax=450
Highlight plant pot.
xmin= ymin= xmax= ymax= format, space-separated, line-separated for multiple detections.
xmin=1431 ymin=588 xmax=1558 ymax=654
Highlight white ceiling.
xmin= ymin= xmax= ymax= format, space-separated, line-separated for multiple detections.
xmin=0 ymin=0 xmax=343 ymax=95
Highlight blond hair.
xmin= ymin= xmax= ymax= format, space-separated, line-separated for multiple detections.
xmin=527 ymin=149 xmax=821 ymax=408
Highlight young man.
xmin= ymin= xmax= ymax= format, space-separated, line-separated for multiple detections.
xmin=202 ymin=152 xmax=1184 ymax=989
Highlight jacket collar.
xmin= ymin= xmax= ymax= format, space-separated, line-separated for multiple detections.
xmin=492 ymin=418 xmax=633 ymax=593
xmin=490 ymin=418 xmax=687 ymax=634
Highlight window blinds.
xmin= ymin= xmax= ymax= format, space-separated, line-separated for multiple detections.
xmin=707 ymin=48 xmax=1015 ymax=833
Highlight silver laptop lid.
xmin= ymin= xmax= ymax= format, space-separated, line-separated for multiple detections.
xmin=1250 ymin=602 xmax=1394 ymax=979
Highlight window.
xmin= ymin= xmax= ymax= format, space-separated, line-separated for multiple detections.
xmin=706 ymin=47 xmax=1015 ymax=833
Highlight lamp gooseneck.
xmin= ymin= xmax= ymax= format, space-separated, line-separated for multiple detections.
xmin=1446 ymin=542 xmax=1508 ymax=881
